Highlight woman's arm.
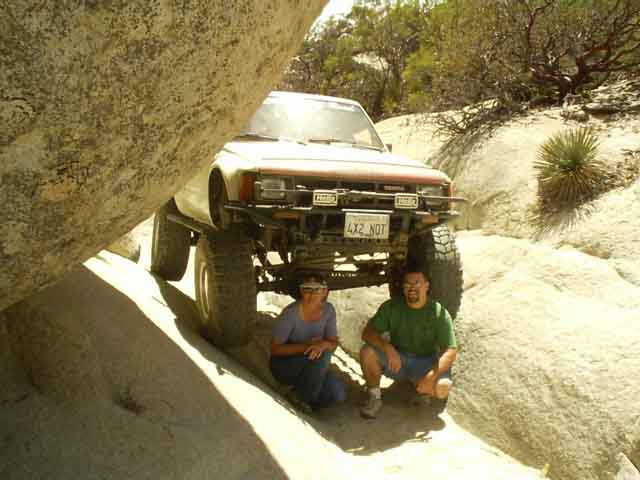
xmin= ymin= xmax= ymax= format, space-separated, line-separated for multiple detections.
xmin=318 ymin=303 xmax=339 ymax=352
xmin=303 ymin=335 xmax=338 ymax=359
xmin=270 ymin=340 xmax=310 ymax=357
xmin=321 ymin=336 xmax=339 ymax=351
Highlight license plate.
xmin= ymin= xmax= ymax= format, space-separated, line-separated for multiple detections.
xmin=395 ymin=193 xmax=418 ymax=209
xmin=313 ymin=190 xmax=338 ymax=206
xmin=344 ymin=213 xmax=390 ymax=239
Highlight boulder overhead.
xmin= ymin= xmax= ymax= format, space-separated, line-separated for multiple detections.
xmin=0 ymin=0 xmax=327 ymax=311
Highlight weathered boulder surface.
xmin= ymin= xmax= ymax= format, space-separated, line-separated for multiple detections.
xmin=583 ymin=78 xmax=640 ymax=114
xmin=616 ymin=453 xmax=640 ymax=480
xmin=449 ymin=232 xmax=640 ymax=480
xmin=106 ymin=230 xmax=141 ymax=263
xmin=0 ymin=0 xmax=327 ymax=311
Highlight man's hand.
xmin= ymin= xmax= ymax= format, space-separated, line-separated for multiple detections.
xmin=384 ymin=344 xmax=402 ymax=373
xmin=416 ymin=369 xmax=438 ymax=396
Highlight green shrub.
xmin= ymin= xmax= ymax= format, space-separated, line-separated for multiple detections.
xmin=534 ymin=128 xmax=605 ymax=209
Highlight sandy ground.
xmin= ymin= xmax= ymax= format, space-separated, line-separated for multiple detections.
xmin=0 ymin=217 xmax=541 ymax=479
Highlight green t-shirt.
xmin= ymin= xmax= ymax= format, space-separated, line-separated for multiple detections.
xmin=370 ymin=297 xmax=457 ymax=356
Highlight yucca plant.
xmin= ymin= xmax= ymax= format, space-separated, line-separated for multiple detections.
xmin=534 ymin=127 xmax=605 ymax=209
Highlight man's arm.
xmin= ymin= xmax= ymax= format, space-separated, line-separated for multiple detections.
xmin=417 ymin=303 xmax=458 ymax=395
xmin=362 ymin=322 xmax=402 ymax=373
xmin=361 ymin=322 xmax=388 ymax=350
xmin=416 ymin=347 xmax=457 ymax=395
xmin=434 ymin=348 xmax=457 ymax=377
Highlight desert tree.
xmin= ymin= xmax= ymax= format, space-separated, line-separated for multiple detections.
xmin=503 ymin=0 xmax=640 ymax=100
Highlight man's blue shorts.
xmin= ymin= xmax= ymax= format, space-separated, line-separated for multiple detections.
xmin=370 ymin=345 xmax=452 ymax=384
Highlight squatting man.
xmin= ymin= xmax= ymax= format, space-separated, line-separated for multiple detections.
xmin=359 ymin=267 xmax=458 ymax=419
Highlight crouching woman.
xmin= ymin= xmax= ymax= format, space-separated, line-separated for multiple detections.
xmin=269 ymin=274 xmax=345 ymax=410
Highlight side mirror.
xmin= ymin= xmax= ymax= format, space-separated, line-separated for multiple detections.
xmin=385 ymin=143 xmax=393 ymax=152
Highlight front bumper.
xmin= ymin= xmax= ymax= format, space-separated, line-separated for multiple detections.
xmin=225 ymin=202 xmax=461 ymax=236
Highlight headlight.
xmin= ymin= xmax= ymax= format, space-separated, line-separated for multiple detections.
xmin=258 ymin=177 xmax=287 ymax=200
xmin=417 ymin=184 xmax=445 ymax=196
xmin=417 ymin=184 xmax=447 ymax=206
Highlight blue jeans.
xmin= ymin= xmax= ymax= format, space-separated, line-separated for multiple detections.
xmin=370 ymin=345 xmax=452 ymax=383
xmin=270 ymin=351 xmax=345 ymax=408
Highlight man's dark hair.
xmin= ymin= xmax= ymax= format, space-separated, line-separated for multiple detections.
xmin=403 ymin=264 xmax=429 ymax=281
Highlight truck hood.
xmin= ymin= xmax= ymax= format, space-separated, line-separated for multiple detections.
xmin=223 ymin=140 xmax=449 ymax=184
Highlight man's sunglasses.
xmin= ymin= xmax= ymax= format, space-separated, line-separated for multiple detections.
xmin=301 ymin=287 xmax=326 ymax=294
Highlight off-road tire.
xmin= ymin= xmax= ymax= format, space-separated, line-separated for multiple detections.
xmin=151 ymin=200 xmax=190 ymax=281
xmin=391 ymin=224 xmax=463 ymax=319
xmin=194 ymin=231 xmax=256 ymax=347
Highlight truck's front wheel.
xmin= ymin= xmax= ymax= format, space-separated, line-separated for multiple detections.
xmin=390 ymin=224 xmax=463 ymax=319
xmin=194 ymin=232 xmax=256 ymax=347
xmin=150 ymin=200 xmax=190 ymax=281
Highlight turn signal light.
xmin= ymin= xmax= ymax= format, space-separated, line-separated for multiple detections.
xmin=239 ymin=172 xmax=256 ymax=202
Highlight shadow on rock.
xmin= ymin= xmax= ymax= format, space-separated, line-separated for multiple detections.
xmin=2 ymin=264 xmax=289 ymax=479
xmin=152 ymin=276 xmax=306 ymax=418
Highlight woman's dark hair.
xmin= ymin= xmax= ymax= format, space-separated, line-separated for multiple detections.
xmin=299 ymin=272 xmax=327 ymax=287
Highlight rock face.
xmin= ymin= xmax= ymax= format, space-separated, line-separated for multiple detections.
xmin=0 ymin=0 xmax=327 ymax=311
xmin=449 ymin=232 xmax=640 ymax=480
xmin=583 ymin=78 xmax=640 ymax=114
xmin=106 ymin=230 xmax=141 ymax=263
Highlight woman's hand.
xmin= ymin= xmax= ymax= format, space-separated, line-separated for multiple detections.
xmin=304 ymin=338 xmax=329 ymax=360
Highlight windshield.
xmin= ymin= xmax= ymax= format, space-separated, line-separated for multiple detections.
xmin=237 ymin=95 xmax=386 ymax=151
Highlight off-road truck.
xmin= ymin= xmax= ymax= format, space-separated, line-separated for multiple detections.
xmin=151 ymin=91 xmax=464 ymax=346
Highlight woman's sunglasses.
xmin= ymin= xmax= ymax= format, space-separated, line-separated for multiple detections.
xmin=301 ymin=286 xmax=327 ymax=294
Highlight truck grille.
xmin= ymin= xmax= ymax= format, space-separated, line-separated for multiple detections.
xmin=293 ymin=177 xmax=414 ymax=210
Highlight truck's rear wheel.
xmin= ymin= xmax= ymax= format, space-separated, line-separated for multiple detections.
xmin=195 ymin=232 xmax=256 ymax=346
xmin=150 ymin=200 xmax=190 ymax=281
xmin=390 ymin=224 xmax=463 ymax=319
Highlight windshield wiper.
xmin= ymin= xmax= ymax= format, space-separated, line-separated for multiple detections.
xmin=308 ymin=138 xmax=383 ymax=152
xmin=236 ymin=133 xmax=307 ymax=144
xmin=308 ymin=137 xmax=345 ymax=144
xmin=351 ymin=143 xmax=384 ymax=152
xmin=235 ymin=132 xmax=280 ymax=141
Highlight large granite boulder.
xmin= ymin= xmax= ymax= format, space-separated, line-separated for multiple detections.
xmin=0 ymin=0 xmax=327 ymax=311
xmin=449 ymin=232 xmax=640 ymax=480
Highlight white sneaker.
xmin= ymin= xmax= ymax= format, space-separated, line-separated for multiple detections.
xmin=360 ymin=395 xmax=383 ymax=419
